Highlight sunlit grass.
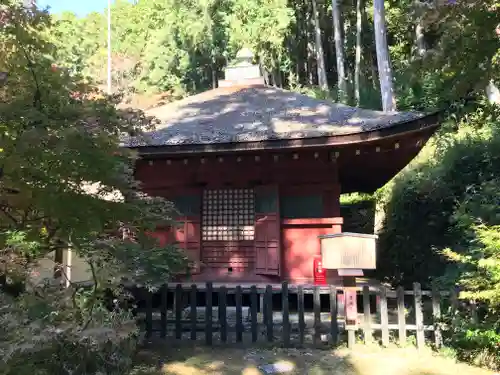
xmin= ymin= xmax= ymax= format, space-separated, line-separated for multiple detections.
xmin=131 ymin=343 xmax=492 ymax=375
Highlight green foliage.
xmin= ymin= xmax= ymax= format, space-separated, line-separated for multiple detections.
xmin=0 ymin=286 xmax=139 ymax=375
xmin=43 ymin=0 xmax=500 ymax=111
xmin=48 ymin=0 xmax=292 ymax=97
xmin=1 ymin=0 xmax=187 ymax=286
xmin=377 ymin=102 xmax=500 ymax=285
xmin=442 ymin=311 xmax=500 ymax=370
xmin=377 ymin=101 xmax=500 ymax=369
xmin=0 ymin=2 xmax=187 ymax=374
xmin=339 ymin=192 xmax=374 ymax=206
xmin=339 ymin=193 xmax=375 ymax=234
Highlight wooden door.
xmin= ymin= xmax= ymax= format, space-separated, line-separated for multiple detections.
xmin=254 ymin=185 xmax=281 ymax=276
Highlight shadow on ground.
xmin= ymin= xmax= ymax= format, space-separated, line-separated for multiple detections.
xmin=130 ymin=341 xmax=492 ymax=375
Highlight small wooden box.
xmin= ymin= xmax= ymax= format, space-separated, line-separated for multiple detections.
xmin=319 ymin=232 xmax=377 ymax=270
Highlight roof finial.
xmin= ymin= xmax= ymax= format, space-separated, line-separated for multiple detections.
xmin=218 ymin=47 xmax=263 ymax=87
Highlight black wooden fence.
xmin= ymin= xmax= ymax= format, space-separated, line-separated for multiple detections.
xmin=139 ymin=282 xmax=472 ymax=349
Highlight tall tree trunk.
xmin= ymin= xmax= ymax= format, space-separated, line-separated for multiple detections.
xmin=373 ymin=0 xmax=396 ymax=112
xmin=415 ymin=22 xmax=426 ymax=57
xmin=361 ymin=3 xmax=377 ymax=91
xmin=262 ymin=66 xmax=271 ymax=85
xmin=354 ymin=0 xmax=363 ymax=106
xmin=307 ymin=45 xmax=315 ymax=85
xmin=212 ymin=63 xmax=218 ymax=89
xmin=414 ymin=0 xmax=426 ymax=58
xmin=295 ymin=1 xmax=305 ymax=84
xmin=332 ymin=0 xmax=347 ymax=102
xmin=312 ymin=0 xmax=328 ymax=90
xmin=274 ymin=69 xmax=283 ymax=88
xmin=306 ymin=0 xmax=315 ymax=85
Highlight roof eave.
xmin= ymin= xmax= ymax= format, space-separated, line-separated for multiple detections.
xmin=128 ymin=111 xmax=442 ymax=157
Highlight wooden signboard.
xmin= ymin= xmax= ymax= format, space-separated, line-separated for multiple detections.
xmin=319 ymin=232 xmax=377 ymax=270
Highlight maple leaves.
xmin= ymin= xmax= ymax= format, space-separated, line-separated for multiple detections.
xmin=0 ymin=0 xmax=186 ymax=293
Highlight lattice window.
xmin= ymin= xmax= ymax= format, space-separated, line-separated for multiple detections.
xmin=202 ymin=188 xmax=255 ymax=241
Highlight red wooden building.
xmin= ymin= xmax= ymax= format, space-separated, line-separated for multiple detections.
xmin=125 ymin=50 xmax=440 ymax=285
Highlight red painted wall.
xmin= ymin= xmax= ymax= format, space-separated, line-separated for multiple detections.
xmin=135 ymin=150 xmax=343 ymax=284
xmin=282 ymin=219 xmax=342 ymax=284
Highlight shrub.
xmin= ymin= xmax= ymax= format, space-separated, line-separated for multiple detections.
xmin=377 ymin=100 xmax=500 ymax=370
xmin=0 ymin=285 xmax=140 ymax=375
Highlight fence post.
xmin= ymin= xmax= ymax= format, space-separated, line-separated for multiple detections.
xmin=190 ymin=284 xmax=197 ymax=341
xmin=329 ymin=285 xmax=338 ymax=346
xmin=160 ymin=284 xmax=168 ymax=339
xmin=205 ymin=282 xmax=213 ymax=345
xmin=432 ymin=286 xmax=442 ymax=349
xmin=265 ymin=285 xmax=273 ymax=342
xmin=175 ymin=284 xmax=182 ymax=340
xmin=145 ymin=289 xmax=153 ymax=339
xmin=313 ymin=286 xmax=321 ymax=345
xmin=413 ymin=282 xmax=425 ymax=349
xmin=396 ymin=286 xmax=406 ymax=344
xmin=250 ymin=285 xmax=258 ymax=342
xmin=282 ymin=282 xmax=290 ymax=347
xmin=219 ymin=286 xmax=227 ymax=343
xmin=235 ymin=285 xmax=243 ymax=343
xmin=380 ymin=286 xmax=389 ymax=347
xmin=346 ymin=289 xmax=356 ymax=349
xmin=362 ymin=286 xmax=372 ymax=344
xmin=298 ymin=285 xmax=305 ymax=346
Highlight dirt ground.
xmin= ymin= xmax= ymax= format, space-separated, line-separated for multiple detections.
xmin=131 ymin=343 xmax=493 ymax=375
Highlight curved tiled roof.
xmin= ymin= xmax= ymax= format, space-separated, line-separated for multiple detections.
xmin=124 ymin=85 xmax=427 ymax=148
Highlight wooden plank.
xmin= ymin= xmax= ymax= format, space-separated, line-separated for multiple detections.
xmin=265 ymin=285 xmax=273 ymax=342
xmin=329 ymin=285 xmax=338 ymax=346
xmin=298 ymin=285 xmax=305 ymax=346
xmin=219 ymin=286 xmax=228 ymax=343
xmin=145 ymin=290 xmax=153 ymax=339
xmin=348 ymin=328 xmax=355 ymax=349
xmin=156 ymin=282 xmax=450 ymax=296
xmin=190 ymin=284 xmax=197 ymax=341
xmin=262 ymin=292 xmax=267 ymax=327
xmin=136 ymin=318 xmax=437 ymax=333
xmin=396 ymin=286 xmax=406 ymax=344
xmin=414 ymin=282 xmax=425 ymax=349
xmin=362 ymin=286 xmax=372 ymax=344
xmin=250 ymin=285 xmax=258 ymax=343
xmin=235 ymin=285 xmax=243 ymax=343
xmin=313 ymin=286 xmax=321 ymax=345
xmin=175 ymin=284 xmax=183 ymax=340
xmin=380 ymin=286 xmax=389 ymax=346
xmin=205 ymin=282 xmax=213 ymax=345
xmin=432 ymin=286 xmax=442 ymax=348
xmin=160 ymin=284 xmax=167 ymax=339
xmin=282 ymin=282 xmax=291 ymax=347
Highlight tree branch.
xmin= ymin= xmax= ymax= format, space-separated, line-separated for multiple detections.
xmin=82 ymin=260 xmax=99 ymax=331
xmin=15 ymin=29 xmax=42 ymax=110
xmin=0 ymin=204 xmax=19 ymax=226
